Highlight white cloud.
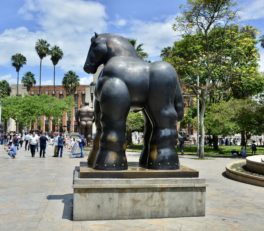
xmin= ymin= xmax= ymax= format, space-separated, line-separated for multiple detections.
xmin=42 ymin=80 xmax=53 ymax=85
xmin=80 ymin=76 xmax=93 ymax=85
xmin=125 ymin=16 xmax=180 ymax=61
xmin=0 ymin=0 xmax=107 ymax=73
xmin=0 ymin=74 xmax=16 ymax=84
xmin=113 ymin=19 xmax=127 ymax=27
xmin=0 ymin=27 xmax=45 ymax=66
xmin=239 ymin=0 xmax=264 ymax=21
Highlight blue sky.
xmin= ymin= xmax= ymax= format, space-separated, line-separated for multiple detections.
xmin=0 ymin=0 xmax=264 ymax=87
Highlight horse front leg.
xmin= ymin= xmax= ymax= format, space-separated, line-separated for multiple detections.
xmin=93 ymin=78 xmax=130 ymax=170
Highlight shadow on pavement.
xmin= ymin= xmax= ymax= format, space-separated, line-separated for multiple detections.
xmin=47 ymin=194 xmax=73 ymax=220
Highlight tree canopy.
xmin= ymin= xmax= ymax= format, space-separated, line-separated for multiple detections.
xmin=62 ymin=71 xmax=80 ymax=95
xmin=129 ymin=39 xmax=148 ymax=60
xmin=0 ymin=80 xmax=11 ymax=99
xmin=22 ymin=71 xmax=36 ymax=91
xmin=206 ymin=98 xmax=264 ymax=146
xmin=164 ymin=0 xmax=264 ymax=157
xmin=2 ymin=95 xmax=74 ymax=128
xmin=11 ymin=53 xmax=27 ymax=73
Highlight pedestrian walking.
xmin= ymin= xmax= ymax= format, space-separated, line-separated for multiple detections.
xmin=39 ymin=132 xmax=48 ymax=158
xmin=24 ymin=132 xmax=31 ymax=151
xmin=178 ymin=132 xmax=185 ymax=155
xmin=29 ymin=133 xmax=38 ymax=157
xmin=57 ymin=133 xmax=65 ymax=158
xmin=251 ymin=141 xmax=257 ymax=155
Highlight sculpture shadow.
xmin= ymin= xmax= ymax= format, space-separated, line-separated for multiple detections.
xmin=47 ymin=193 xmax=73 ymax=220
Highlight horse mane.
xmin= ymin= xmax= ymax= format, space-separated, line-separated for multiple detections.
xmin=95 ymin=33 xmax=139 ymax=58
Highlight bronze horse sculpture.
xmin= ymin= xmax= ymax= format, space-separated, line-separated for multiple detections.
xmin=84 ymin=33 xmax=184 ymax=170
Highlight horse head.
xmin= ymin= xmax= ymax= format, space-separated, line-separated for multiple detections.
xmin=83 ymin=33 xmax=108 ymax=74
xmin=84 ymin=33 xmax=138 ymax=74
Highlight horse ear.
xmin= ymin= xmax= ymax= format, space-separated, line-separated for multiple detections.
xmin=94 ymin=32 xmax=98 ymax=38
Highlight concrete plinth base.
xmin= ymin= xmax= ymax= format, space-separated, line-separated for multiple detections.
xmin=73 ymin=165 xmax=206 ymax=221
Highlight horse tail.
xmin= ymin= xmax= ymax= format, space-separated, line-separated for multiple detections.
xmin=174 ymin=73 xmax=184 ymax=121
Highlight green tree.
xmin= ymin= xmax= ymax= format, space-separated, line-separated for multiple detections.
xmin=11 ymin=53 xmax=27 ymax=96
xmin=49 ymin=45 xmax=63 ymax=93
xmin=129 ymin=39 xmax=148 ymax=60
xmin=160 ymin=46 xmax=172 ymax=59
xmin=126 ymin=111 xmax=144 ymax=145
xmin=2 ymin=95 xmax=74 ymax=132
xmin=171 ymin=0 xmax=237 ymax=158
xmin=206 ymin=99 xmax=264 ymax=147
xmin=62 ymin=71 xmax=80 ymax=95
xmin=35 ymin=39 xmax=50 ymax=95
xmin=0 ymin=80 xmax=11 ymax=98
xmin=167 ymin=0 xmax=264 ymax=158
xmin=21 ymin=71 xmax=36 ymax=91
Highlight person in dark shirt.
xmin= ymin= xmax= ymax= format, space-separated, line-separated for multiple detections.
xmin=39 ymin=132 xmax=48 ymax=158
xmin=57 ymin=133 xmax=65 ymax=158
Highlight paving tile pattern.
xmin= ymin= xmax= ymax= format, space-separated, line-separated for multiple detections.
xmin=0 ymin=145 xmax=263 ymax=231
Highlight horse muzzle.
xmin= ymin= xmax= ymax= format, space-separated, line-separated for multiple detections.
xmin=83 ymin=62 xmax=97 ymax=74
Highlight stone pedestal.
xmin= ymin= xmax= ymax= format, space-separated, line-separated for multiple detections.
xmin=73 ymin=163 xmax=206 ymax=220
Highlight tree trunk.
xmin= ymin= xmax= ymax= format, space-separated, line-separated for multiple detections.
xmin=126 ymin=130 xmax=133 ymax=146
xmin=39 ymin=59 xmax=42 ymax=95
xmin=53 ymin=64 xmax=56 ymax=94
xmin=241 ymin=131 xmax=246 ymax=147
xmin=213 ymin=135 xmax=219 ymax=150
xmin=199 ymin=96 xmax=206 ymax=158
xmin=16 ymin=71 xmax=19 ymax=96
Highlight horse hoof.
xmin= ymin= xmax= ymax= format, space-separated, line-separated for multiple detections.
xmin=93 ymin=149 xmax=128 ymax=170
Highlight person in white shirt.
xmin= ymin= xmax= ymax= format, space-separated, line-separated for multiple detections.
xmin=24 ymin=132 xmax=31 ymax=151
xmin=29 ymin=132 xmax=38 ymax=157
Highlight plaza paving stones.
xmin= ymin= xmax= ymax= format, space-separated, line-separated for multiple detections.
xmin=0 ymin=144 xmax=263 ymax=231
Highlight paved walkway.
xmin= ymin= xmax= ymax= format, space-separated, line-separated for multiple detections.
xmin=0 ymin=144 xmax=263 ymax=231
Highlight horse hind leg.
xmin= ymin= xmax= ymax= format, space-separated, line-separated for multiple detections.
xmin=94 ymin=78 xmax=130 ymax=170
xmin=147 ymin=103 xmax=179 ymax=170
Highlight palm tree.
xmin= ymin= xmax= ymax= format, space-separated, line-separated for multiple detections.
xmin=160 ymin=46 xmax=172 ymax=59
xmin=11 ymin=53 xmax=27 ymax=96
xmin=21 ymin=71 xmax=36 ymax=91
xmin=129 ymin=39 xmax=148 ymax=60
xmin=35 ymin=39 xmax=50 ymax=95
xmin=49 ymin=45 xmax=63 ymax=94
xmin=62 ymin=71 xmax=80 ymax=95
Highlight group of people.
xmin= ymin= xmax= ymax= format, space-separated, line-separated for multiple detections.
xmin=0 ymin=131 xmax=87 ymax=159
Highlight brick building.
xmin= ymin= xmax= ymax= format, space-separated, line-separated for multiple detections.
xmin=29 ymin=85 xmax=91 ymax=132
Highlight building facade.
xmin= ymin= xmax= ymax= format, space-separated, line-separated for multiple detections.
xmin=29 ymin=85 xmax=91 ymax=133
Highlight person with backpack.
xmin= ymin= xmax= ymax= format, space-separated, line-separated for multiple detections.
xmin=57 ymin=133 xmax=65 ymax=158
